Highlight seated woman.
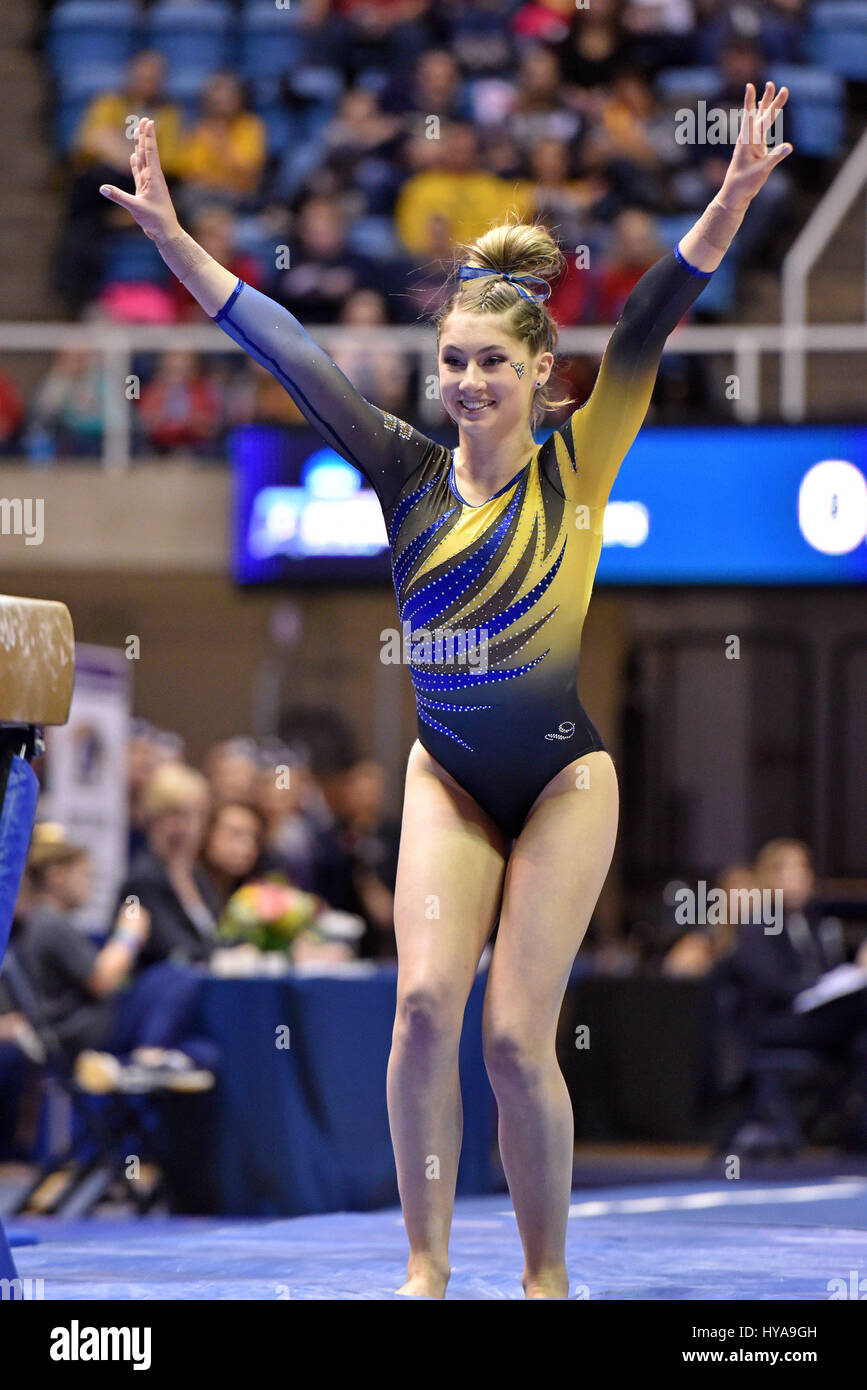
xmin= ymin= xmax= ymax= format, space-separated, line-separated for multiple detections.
xmin=13 ymin=824 xmax=217 ymax=1092
xmin=115 ymin=762 xmax=221 ymax=970
xmin=199 ymin=800 xmax=268 ymax=910
xmin=176 ymin=73 xmax=266 ymax=210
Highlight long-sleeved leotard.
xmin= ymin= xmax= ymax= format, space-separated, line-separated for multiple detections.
xmin=214 ymin=244 xmax=713 ymax=838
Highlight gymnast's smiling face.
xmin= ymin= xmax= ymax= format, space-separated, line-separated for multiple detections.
xmin=437 ymin=310 xmax=553 ymax=441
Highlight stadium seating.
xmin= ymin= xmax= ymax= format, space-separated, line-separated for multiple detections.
xmin=47 ymin=0 xmax=138 ymax=75
xmin=143 ymin=2 xmax=233 ymax=76
xmin=809 ymin=1 xmax=867 ymax=83
xmin=239 ymin=2 xmax=305 ymax=91
xmin=768 ymin=65 xmax=846 ymax=160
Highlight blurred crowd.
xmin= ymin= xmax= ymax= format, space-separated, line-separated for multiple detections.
xmin=1 ymin=716 xmax=866 ymax=1157
xmin=0 ymin=721 xmax=401 ymax=1114
xmin=1 ymin=0 xmax=827 ymax=458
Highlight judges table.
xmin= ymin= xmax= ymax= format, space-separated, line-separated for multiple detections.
xmin=191 ymin=964 xmax=497 ymax=1217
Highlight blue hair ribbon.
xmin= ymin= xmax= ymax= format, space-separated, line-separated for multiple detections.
xmin=457 ymin=265 xmax=551 ymax=302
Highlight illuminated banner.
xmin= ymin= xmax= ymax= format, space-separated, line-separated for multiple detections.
xmin=231 ymin=424 xmax=867 ymax=586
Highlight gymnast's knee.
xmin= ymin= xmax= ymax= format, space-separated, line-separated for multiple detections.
xmin=392 ymin=984 xmax=464 ymax=1053
xmin=482 ymin=1025 xmax=552 ymax=1092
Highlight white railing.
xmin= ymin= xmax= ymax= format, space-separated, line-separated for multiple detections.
xmin=781 ymin=124 xmax=867 ymax=419
xmin=2 ymin=318 xmax=867 ymax=469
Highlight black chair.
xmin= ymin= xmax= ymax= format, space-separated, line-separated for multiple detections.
xmin=710 ymin=956 xmax=847 ymax=1157
xmin=0 ymin=945 xmax=167 ymax=1219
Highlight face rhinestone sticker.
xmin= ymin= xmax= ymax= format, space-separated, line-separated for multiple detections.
xmin=510 ymin=362 xmax=526 ymax=379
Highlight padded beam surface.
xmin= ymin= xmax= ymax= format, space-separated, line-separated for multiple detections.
xmin=0 ymin=596 xmax=74 ymax=726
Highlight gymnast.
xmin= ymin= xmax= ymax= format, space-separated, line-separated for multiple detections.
xmin=101 ymin=82 xmax=791 ymax=1298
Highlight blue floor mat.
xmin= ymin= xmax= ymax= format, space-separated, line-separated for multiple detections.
xmin=9 ymin=1179 xmax=867 ymax=1300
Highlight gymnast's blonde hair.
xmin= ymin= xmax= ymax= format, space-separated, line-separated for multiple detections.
xmin=434 ymin=214 xmax=575 ymax=430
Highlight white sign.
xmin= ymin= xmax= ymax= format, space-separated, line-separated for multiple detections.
xmin=41 ymin=645 xmax=131 ymax=932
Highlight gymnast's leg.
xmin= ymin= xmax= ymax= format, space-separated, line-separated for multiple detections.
xmin=388 ymin=740 xmax=508 ymax=1298
xmin=482 ymin=750 xmax=619 ymax=1298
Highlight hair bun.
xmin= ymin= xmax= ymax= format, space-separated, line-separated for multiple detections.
xmin=458 ymin=215 xmax=564 ymax=287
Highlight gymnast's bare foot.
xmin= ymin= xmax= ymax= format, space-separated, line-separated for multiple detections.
xmin=395 ymin=1255 xmax=450 ymax=1299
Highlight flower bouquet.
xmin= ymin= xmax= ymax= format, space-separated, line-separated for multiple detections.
xmin=216 ymin=873 xmax=325 ymax=952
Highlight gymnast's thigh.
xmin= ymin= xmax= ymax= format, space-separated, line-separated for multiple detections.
xmin=483 ymin=750 xmax=619 ymax=1042
xmin=392 ymin=740 xmax=510 ymax=1012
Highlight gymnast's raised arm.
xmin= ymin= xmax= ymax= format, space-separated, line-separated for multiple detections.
xmin=100 ymin=118 xmax=435 ymax=507
xmin=558 ymin=81 xmax=793 ymax=508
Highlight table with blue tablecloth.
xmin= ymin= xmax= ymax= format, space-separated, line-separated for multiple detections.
xmin=188 ymin=964 xmax=497 ymax=1217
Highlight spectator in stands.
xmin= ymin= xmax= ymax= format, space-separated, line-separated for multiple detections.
xmin=694 ymin=0 xmax=805 ymax=65
xmin=515 ymin=136 xmax=609 ymax=269
xmin=199 ymin=801 xmax=269 ymax=909
xmin=395 ymin=121 xmax=531 ymax=258
xmin=556 ymin=0 xmax=626 ymax=104
xmin=0 ymin=371 xmax=24 ymax=455
xmin=28 ymin=348 xmax=105 ymax=457
xmin=582 ymin=65 xmax=684 ymax=214
xmin=595 ymin=207 xmax=666 ymax=321
xmin=662 ymin=862 xmax=755 ymax=976
xmin=382 ymin=48 xmax=470 ymax=128
xmin=73 ymin=51 xmax=183 ymax=182
xmin=511 ymin=0 xmax=575 ymax=47
xmin=269 ymin=194 xmax=379 ymax=323
xmin=725 ymin=839 xmax=867 ymax=1149
xmin=619 ymin=0 xmax=696 ymax=73
xmin=115 ymin=762 xmax=221 ymax=970
xmin=312 ymin=759 xmax=400 ymax=959
xmin=170 ymin=206 xmax=264 ymax=322
xmin=137 ymin=350 xmax=223 ymax=456
xmin=304 ymin=0 xmax=435 ymax=79
xmin=672 ymin=36 xmax=795 ymax=269
xmin=61 ymin=52 xmax=183 ymax=314
xmin=440 ymin=0 xmax=515 ymax=77
xmin=404 ymin=211 xmax=458 ymax=322
xmin=593 ymin=207 xmax=706 ymax=408
xmin=126 ymin=720 xmax=180 ymax=866
xmin=13 ymin=823 xmax=216 ymax=1091
xmin=256 ymin=758 xmax=331 ymax=893
xmin=317 ymin=87 xmax=405 ymax=219
xmin=202 ymin=738 xmax=260 ymax=810
xmin=331 ymin=289 xmax=411 ymax=413
xmin=506 ymin=45 xmax=582 ymax=158
xmin=177 ymin=73 xmax=266 ymax=208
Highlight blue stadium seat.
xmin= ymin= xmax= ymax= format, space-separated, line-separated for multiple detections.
xmin=56 ymin=95 xmax=95 ymax=153
xmin=809 ymin=2 xmax=867 ymax=82
xmin=47 ymin=1 xmax=138 ymax=75
xmin=768 ymin=64 xmax=846 ymax=159
xmin=54 ymin=60 xmax=125 ymax=98
xmin=656 ymin=214 xmax=738 ymax=317
xmin=239 ymin=3 xmax=305 ymax=83
xmin=163 ymin=64 xmax=213 ymax=119
xmin=145 ymin=2 xmax=233 ymax=74
xmin=256 ymin=104 xmax=292 ymax=157
xmin=101 ymin=233 xmax=167 ymax=287
xmin=654 ymin=67 xmax=722 ymax=102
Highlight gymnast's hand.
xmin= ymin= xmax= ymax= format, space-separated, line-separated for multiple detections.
xmin=718 ymin=81 xmax=792 ymax=212
xmin=98 ymin=117 xmax=180 ymax=244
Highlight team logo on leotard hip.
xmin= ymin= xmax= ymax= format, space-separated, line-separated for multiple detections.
xmin=510 ymin=362 xmax=525 ymax=379
xmin=545 ymin=720 xmax=576 ymax=741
